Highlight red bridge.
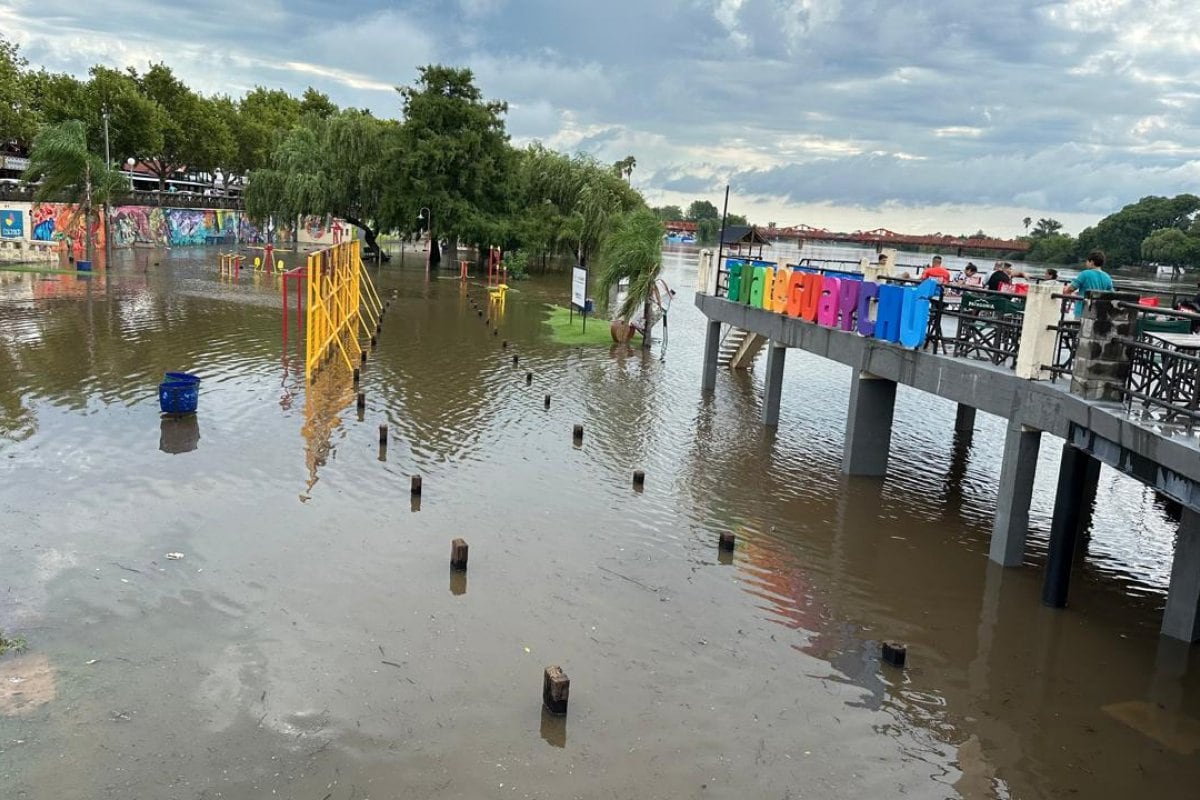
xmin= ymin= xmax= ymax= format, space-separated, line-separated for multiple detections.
xmin=766 ymin=224 xmax=1030 ymax=253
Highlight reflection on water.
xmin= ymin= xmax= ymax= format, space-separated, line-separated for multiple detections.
xmin=0 ymin=245 xmax=1199 ymax=799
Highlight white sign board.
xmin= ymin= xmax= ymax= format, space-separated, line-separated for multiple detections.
xmin=571 ymin=266 xmax=587 ymax=309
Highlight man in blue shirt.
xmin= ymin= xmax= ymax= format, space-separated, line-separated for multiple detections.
xmin=1065 ymin=250 xmax=1115 ymax=316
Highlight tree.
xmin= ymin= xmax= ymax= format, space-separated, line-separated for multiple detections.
xmin=245 ymin=110 xmax=397 ymax=254
xmin=1078 ymin=194 xmax=1200 ymax=268
xmin=134 ymin=64 xmax=234 ymax=189
xmin=0 ymin=36 xmax=37 ymax=146
xmin=613 ymin=155 xmax=636 ymax=183
xmin=1026 ymin=233 xmax=1077 ymax=264
xmin=237 ymin=87 xmax=303 ymax=172
xmin=1032 ymin=218 xmax=1063 ymax=237
xmin=391 ymin=65 xmax=512 ymax=264
xmin=22 ymin=120 xmax=127 ymax=261
xmin=300 ymin=87 xmax=338 ymax=119
xmin=597 ymin=208 xmax=663 ymax=347
xmin=686 ymin=199 xmax=720 ymax=221
xmin=85 ymin=66 xmax=163 ymax=165
xmin=1023 ymin=216 xmax=1031 ymax=233
xmin=652 ymin=204 xmax=683 ymax=221
xmin=1141 ymin=227 xmax=1199 ymax=266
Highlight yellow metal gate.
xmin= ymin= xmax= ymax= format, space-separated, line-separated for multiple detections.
xmin=305 ymin=240 xmax=383 ymax=381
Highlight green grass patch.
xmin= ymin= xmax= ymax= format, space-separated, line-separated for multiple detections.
xmin=0 ymin=264 xmax=78 ymax=275
xmin=544 ymin=305 xmax=614 ymax=346
xmin=0 ymin=630 xmax=27 ymax=657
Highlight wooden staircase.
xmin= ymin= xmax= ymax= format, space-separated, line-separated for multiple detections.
xmin=718 ymin=325 xmax=767 ymax=369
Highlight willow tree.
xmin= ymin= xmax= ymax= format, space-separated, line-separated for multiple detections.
xmin=596 ymin=208 xmax=664 ymax=348
xmin=22 ymin=120 xmax=127 ymax=262
xmin=245 ymin=110 xmax=396 ymax=254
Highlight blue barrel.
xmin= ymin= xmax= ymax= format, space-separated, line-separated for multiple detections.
xmin=76 ymin=260 xmax=92 ymax=271
xmin=159 ymin=376 xmax=200 ymax=414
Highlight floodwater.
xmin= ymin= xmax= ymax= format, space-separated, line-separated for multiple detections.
xmin=1 ymin=244 xmax=1199 ymax=800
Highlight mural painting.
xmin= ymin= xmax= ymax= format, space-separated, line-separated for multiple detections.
xmin=110 ymin=206 xmax=169 ymax=247
xmin=163 ymin=208 xmax=240 ymax=246
xmin=30 ymin=203 xmax=105 ymax=249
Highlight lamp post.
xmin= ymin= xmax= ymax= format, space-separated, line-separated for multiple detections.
xmin=102 ymin=106 xmax=111 ymax=169
xmin=418 ymin=207 xmax=432 ymax=269
xmin=125 ymin=158 xmax=136 ymax=191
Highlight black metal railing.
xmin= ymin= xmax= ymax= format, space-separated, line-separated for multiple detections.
xmin=0 ymin=183 xmax=243 ymax=210
xmin=1116 ymin=303 xmax=1200 ymax=423
xmin=926 ymin=285 xmax=1026 ymax=368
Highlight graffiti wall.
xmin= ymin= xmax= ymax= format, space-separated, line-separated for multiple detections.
xmin=2 ymin=204 xmax=319 ymax=249
xmin=31 ymin=203 xmax=105 ymax=248
xmin=110 ymin=206 xmax=169 ymax=247
xmin=297 ymin=215 xmax=355 ymax=245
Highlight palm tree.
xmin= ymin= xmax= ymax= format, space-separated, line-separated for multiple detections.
xmin=22 ymin=120 xmax=126 ymax=263
xmin=597 ymin=208 xmax=663 ymax=348
xmin=1022 ymin=216 xmax=1031 ymax=233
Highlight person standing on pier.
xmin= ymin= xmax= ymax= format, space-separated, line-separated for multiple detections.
xmin=1064 ymin=250 xmax=1114 ymax=316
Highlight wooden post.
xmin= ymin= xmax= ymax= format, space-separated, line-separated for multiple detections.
xmin=450 ymin=538 xmax=468 ymax=570
xmin=572 ymin=424 xmax=583 ymax=441
xmin=379 ymin=424 xmax=388 ymax=445
xmin=882 ymin=642 xmax=907 ymax=668
xmin=633 ymin=470 xmax=645 ymax=487
xmin=512 ymin=354 xmax=518 ymax=365
xmin=545 ymin=394 xmax=551 ymax=409
xmin=356 ymin=392 xmax=366 ymax=410
xmin=353 ymin=368 xmax=360 ymax=385
xmin=719 ymin=531 xmax=735 ymax=551
xmin=411 ymin=475 xmax=422 ymax=496
xmin=371 ymin=336 xmax=378 ymax=349
xmin=361 ymin=351 xmax=367 ymax=363
xmin=502 ymin=340 xmax=508 ymax=348
xmin=526 ymin=372 xmax=532 ymax=385
xmin=543 ymin=665 xmax=569 ymax=715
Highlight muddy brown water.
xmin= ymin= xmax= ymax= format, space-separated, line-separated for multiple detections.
xmin=1 ymin=246 xmax=1199 ymax=799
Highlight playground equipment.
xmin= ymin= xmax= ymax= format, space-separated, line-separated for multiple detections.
xmin=459 ymin=260 xmax=469 ymax=281
xmin=485 ymin=245 xmax=508 ymax=306
xmin=251 ymin=244 xmax=279 ymax=273
xmin=305 ymin=240 xmax=383 ymax=381
xmin=218 ymin=253 xmax=245 ymax=276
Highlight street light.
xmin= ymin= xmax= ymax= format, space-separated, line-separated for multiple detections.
xmin=125 ymin=157 xmax=136 ymax=190
xmin=417 ymin=207 xmax=430 ymax=231
xmin=101 ymin=106 xmax=111 ymax=169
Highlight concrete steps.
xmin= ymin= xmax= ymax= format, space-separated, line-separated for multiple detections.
xmin=718 ymin=326 xmax=766 ymax=369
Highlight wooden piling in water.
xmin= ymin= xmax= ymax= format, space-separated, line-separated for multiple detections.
xmin=379 ymin=424 xmax=388 ymax=446
xmin=356 ymin=392 xmax=366 ymax=410
xmin=719 ymin=531 xmax=735 ymax=551
xmin=450 ymin=538 xmax=468 ymax=571
xmin=545 ymin=394 xmax=551 ymax=409
xmin=572 ymin=424 xmax=583 ymax=441
xmin=361 ymin=351 xmax=367 ymax=363
xmin=411 ymin=475 xmax=422 ymax=496
xmin=526 ymin=371 xmax=532 ymax=385
xmin=881 ymin=642 xmax=907 ymax=668
xmin=353 ymin=368 xmax=360 ymax=385
xmin=543 ymin=666 xmax=569 ymax=715
xmin=633 ymin=470 xmax=645 ymax=487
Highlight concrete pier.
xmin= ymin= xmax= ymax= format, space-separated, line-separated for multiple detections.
xmin=989 ymin=420 xmax=1042 ymax=567
xmin=954 ymin=404 xmax=976 ymax=434
xmin=761 ymin=342 xmax=786 ymax=426
xmin=842 ymin=372 xmax=897 ymax=477
xmin=701 ymin=319 xmax=721 ymax=393
xmin=1164 ymin=509 xmax=1200 ymax=641
xmin=1042 ymin=444 xmax=1089 ymax=608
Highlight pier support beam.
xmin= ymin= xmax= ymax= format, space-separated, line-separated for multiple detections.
xmin=702 ymin=319 xmax=722 ymax=392
xmin=990 ymin=420 xmax=1043 ymax=566
xmin=954 ymin=403 xmax=976 ymax=434
xmin=761 ymin=342 xmax=786 ymax=426
xmin=1042 ymin=444 xmax=1089 ymax=608
xmin=842 ymin=372 xmax=896 ymax=477
xmin=1163 ymin=508 xmax=1200 ymax=642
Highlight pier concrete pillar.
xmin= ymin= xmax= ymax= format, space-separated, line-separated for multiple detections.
xmin=954 ymin=403 xmax=976 ymax=434
xmin=1070 ymin=291 xmax=1139 ymax=401
xmin=761 ymin=342 xmax=786 ymax=426
xmin=702 ymin=319 xmax=722 ymax=392
xmin=1042 ymin=444 xmax=1089 ymax=607
xmin=990 ymin=420 xmax=1043 ymax=566
xmin=1162 ymin=508 xmax=1200 ymax=642
xmin=842 ymin=372 xmax=897 ymax=477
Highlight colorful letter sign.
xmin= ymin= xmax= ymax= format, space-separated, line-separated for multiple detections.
xmin=0 ymin=209 xmax=23 ymax=239
xmin=724 ymin=259 xmax=936 ymax=349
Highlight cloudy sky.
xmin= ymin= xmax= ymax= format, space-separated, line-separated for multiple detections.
xmin=4 ymin=0 xmax=1199 ymax=236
